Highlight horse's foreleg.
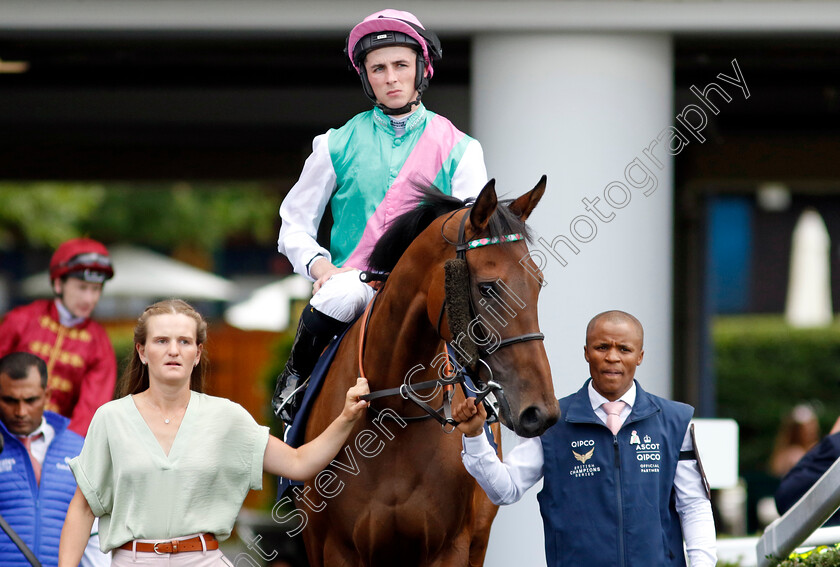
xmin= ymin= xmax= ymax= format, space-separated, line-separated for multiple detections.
xmin=425 ymin=530 xmax=472 ymax=567
xmin=304 ymin=524 xmax=356 ymax=567
xmin=319 ymin=533 xmax=363 ymax=567
xmin=302 ymin=530 xmax=324 ymax=567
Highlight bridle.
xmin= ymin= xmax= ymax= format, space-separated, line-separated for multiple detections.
xmin=437 ymin=205 xmax=545 ymax=363
xmin=358 ymin=204 xmax=545 ymax=430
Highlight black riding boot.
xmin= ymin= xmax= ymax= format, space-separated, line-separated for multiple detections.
xmin=272 ymin=305 xmax=346 ymax=425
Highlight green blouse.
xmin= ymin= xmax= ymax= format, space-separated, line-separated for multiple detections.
xmin=70 ymin=391 xmax=269 ymax=551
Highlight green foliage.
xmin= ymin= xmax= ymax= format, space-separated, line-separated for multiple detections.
xmin=778 ymin=543 xmax=840 ymax=566
xmin=0 ymin=183 xmax=106 ymax=248
xmin=85 ymin=182 xmax=278 ymax=251
xmin=720 ymin=545 xmax=840 ymax=566
xmin=0 ymin=181 xmax=278 ymax=253
xmin=714 ymin=315 xmax=840 ymax=474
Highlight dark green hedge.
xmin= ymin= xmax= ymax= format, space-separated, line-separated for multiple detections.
xmin=714 ymin=315 xmax=840 ymax=475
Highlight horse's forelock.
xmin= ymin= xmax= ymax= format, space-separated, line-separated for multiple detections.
xmin=486 ymin=198 xmax=532 ymax=243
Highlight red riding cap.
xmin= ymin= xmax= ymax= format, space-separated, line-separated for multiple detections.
xmin=49 ymin=238 xmax=114 ymax=283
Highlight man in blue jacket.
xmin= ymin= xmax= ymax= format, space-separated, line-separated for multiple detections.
xmin=0 ymin=352 xmax=107 ymax=567
xmin=454 ymin=310 xmax=717 ymax=566
xmin=775 ymin=418 xmax=840 ymax=526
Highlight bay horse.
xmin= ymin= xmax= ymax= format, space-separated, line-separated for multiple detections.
xmin=300 ymin=177 xmax=559 ymax=566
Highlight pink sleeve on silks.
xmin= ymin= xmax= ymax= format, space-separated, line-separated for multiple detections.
xmin=343 ymin=115 xmax=463 ymax=271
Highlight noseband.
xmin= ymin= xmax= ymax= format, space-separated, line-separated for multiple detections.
xmin=359 ymin=204 xmax=544 ymax=430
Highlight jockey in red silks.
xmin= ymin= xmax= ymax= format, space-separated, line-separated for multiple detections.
xmin=0 ymin=238 xmax=116 ymax=436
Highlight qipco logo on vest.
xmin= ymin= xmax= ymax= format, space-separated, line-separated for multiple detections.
xmin=569 ymin=438 xmax=601 ymax=478
xmin=634 ymin=434 xmax=661 ymax=473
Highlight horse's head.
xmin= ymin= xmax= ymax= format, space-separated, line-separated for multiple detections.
xmin=438 ymin=176 xmax=559 ymax=437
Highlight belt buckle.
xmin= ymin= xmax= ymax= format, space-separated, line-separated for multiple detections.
xmin=153 ymin=542 xmax=168 ymax=555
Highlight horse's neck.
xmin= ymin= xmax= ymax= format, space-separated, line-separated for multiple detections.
xmin=364 ymin=281 xmax=442 ymax=390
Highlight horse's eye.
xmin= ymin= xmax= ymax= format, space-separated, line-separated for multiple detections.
xmin=478 ymin=282 xmax=494 ymax=297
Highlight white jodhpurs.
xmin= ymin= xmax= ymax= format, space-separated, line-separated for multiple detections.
xmin=309 ymin=269 xmax=376 ymax=323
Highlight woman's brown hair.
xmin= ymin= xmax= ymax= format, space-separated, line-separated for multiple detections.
xmin=117 ymin=299 xmax=209 ymax=397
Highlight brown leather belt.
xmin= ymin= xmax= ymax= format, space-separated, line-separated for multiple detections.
xmin=118 ymin=534 xmax=218 ymax=554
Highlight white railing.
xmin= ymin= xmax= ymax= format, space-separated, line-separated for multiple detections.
xmin=755 ymin=456 xmax=840 ymax=567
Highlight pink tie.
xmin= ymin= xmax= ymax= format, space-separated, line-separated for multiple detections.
xmin=18 ymin=433 xmax=43 ymax=484
xmin=602 ymin=401 xmax=626 ymax=436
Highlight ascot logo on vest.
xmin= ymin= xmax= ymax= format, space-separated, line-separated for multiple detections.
xmin=636 ymin=432 xmax=662 ymax=473
xmin=569 ymin=439 xmax=601 ymax=478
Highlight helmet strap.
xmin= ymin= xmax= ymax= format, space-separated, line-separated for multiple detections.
xmin=376 ymin=93 xmax=422 ymax=116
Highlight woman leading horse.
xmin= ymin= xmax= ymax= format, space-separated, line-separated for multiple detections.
xmin=300 ymin=177 xmax=559 ymax=566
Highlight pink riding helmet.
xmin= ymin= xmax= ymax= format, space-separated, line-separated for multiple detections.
xmin=345 ymin=9 xmax=442 ymax=115
xmin=346 ymin=9 xmax=438 ymax=77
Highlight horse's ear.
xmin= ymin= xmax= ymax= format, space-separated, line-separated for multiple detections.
xmin=509 ymin=175 xmax=547 ymax=221
xmin=469 ymin=179 xmax=498 ymax=233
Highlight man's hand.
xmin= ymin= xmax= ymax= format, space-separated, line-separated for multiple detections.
xmin=454 ymin=397 xmax=488 ymax=437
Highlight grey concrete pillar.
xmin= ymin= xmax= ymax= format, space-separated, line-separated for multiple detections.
xmin=472 ymin=33 xmax=674 ymax=567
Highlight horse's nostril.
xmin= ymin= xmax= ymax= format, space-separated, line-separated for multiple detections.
xmin=521 ymin=406 xmax=538 ymax=424
xmin=518 ymin=406 xmax=544 ymax=436
xmin=518 ymin=405 xmax=559 ymax=437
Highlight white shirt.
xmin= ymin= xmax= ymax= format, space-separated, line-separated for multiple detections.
xmin=24 ymin=417 xmax=111 ymax=567
xmin=461 ymin=383 xmax=717 ymax=567
xmin=19 ymin=417 xmax=53 ymax=465
xmin=55 ymin=299 xmax=86 ymax=328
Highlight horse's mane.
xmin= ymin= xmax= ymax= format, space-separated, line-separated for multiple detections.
xmin=367 ymin=183 xmax=532 ymax=273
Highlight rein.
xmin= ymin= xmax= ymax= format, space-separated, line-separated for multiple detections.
xmin=358 ymin=205 xmax=544 ymax=430
xmin=357 ymin=285 xmax=468 ymax=430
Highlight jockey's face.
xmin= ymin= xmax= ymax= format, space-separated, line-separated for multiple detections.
xmin=364 ymin=46 xmax=421 ymax=117
xmin=54 ymin=276 xmax=103 ymax=320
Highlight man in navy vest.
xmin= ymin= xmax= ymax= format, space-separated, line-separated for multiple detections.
xmin=0 ymin=352 xmax=108 ymax=567
xmin=455 ymin=310 xmax=717 ymax=566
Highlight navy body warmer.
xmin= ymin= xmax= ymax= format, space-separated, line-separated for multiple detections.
xmin=538 ymin=380 xmax=693 ymax=567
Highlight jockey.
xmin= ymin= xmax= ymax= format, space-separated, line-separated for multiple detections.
xmin=0 ymin=238 xmax=117 ymax=436
xmin=273 ymin=9 xmax=488 ymax=424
